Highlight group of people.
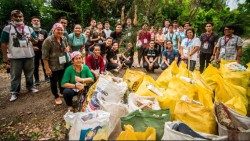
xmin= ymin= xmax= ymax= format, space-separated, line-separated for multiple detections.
xmin=0 ymin=9 xmax=244 ymax=110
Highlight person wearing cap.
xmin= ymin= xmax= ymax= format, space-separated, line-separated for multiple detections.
xmin=61 ymin=51 xmax=94 ymax=110
xmin=1 ymin=10 xmax=39 ymax=102
xmin=42 ymin=23 xmax=70 ymax=105
xmin=214 ymin=25 xmax=243 ymax=63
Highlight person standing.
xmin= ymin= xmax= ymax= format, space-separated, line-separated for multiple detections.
xmin=103 ymin=21 xmax=112 ymax=38
xmin=180 ymin=28 xmax=201 ymax=71
xmin=68 ymin=24 xmax=87 ymax=52
xmin=199 ymin=22 xmax=218 ymax=72
xmin=31 ymin=16 xmax=48 ymax=85
xmin=42 ymin=23 xmax=70 ymax=105
xmin=165 ymin=24 xmax=179 ymax=50
xmin=215 ymin=25 xmax=243 ymax=63
xmin=1 ymin=10 xmax=39 ymax=101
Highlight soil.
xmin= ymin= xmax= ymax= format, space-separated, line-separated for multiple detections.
xmin=0 ymin=62 xmax=162 ymax=140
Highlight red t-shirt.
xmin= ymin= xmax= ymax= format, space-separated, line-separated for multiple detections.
xmin=85 ymin=54 xmax=105 ymax=73
xmin=138 ymin=30 xmax=151 ymax=48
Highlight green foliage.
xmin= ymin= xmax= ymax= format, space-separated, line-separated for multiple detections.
xmin=241 ymin=45 xmax=250 ymax=66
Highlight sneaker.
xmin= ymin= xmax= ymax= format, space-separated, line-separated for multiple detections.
xmin=55 ymin=97 xmax=62 ymax=105
xmin=29 ymin=87 xmax=39 ymax=93
xmin=9 ymin=94 xmax=17 ymax=102
xmin=34 ymin=81 xmax=40 ymax=86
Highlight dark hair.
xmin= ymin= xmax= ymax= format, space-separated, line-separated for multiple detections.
xmin=11 ymin=10 xmax=23 ymax=17
xmin=184 ymin=22 xmax=191 ymax=27
xmin=104 ymin=21 xmax=109 ymax=24
xmin=112 ymin=41 xmax=119 ymax=46
xmin=224 ymin=24 xmax=234 ymax=30
xmin=185 ymin=28 xmax=195 ymax=37
xmin=164 ymin=40 xmax=173 ymax=44
xmin=205 ymin=22 xmax=214 ymax=27
xmin=106 ymin=37 xmax=113 ymax=40
xmin=31 ymin=16 xmax=40 ymax=20
xmin=58 ymin=16 xmax=67 ymax=21
xmin=115 ymin=23 xmax=122 ymax=27
xmin=168 ymin=24 xmax=173 ymax=27
xmin=173 ymin=20 xmax=178 ymax=23
xmin=93 ymin=44 xmax=100 ymax=49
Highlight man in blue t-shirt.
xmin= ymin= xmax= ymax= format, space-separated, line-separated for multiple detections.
xmin=161 ymin=40 xmax=179 ymax=70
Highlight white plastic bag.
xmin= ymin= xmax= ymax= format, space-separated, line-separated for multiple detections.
xmin=162 ymin=121 xmax=227 ymax=140
xmin=128 ymin=93 xmax=161 ymax=113
xmin=64 ymin=110 xmax=110 ymax=140
xmin=86 ymin=74 xmax=128 ymax=112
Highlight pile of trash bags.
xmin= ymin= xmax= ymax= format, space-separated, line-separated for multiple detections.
xmin=64 ymin=60 xmax=250 ymax=140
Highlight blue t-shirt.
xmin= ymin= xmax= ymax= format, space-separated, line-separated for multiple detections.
xmin=162 ymin=49 xmax=179 ymax=64
xmin=68 ymin=33 xmax=86 ymax=51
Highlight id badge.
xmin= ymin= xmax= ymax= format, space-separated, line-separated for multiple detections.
xmin=183 ymin=49 xmax=188 ymax=56
xmin=143 ymin=39 xmax=148 ymax=44
xmin=127 ymin=32 xmax=132 ymax=37
xmin=59 ymin=56 xmax=66 ymax=64
xmin=38 ymin=34 xmax=44 ymax=40
xmin=220 ymin=48 xmax=225 ymax=54
xmin=203 ymin=42 xmax=209 ymax=49
xmin=19 ymin=40 xmax=28 ymax=48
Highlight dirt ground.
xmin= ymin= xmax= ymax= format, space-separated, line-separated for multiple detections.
xmin=0 ymin=61 xmax=162 ymax=140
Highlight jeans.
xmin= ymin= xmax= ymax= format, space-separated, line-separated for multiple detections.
xmin=188 ymin=60 xmax=196 ymax=71
xmin=138 ymin=47 xmax=145 ymax=65
xmin=199 ymin=52 xmax=212 ymax=73
xmin=10 ymin=58 xmax=34 ymax=94
xmin=50 ymin=69 xmax=65 ymax=98
xmin=63 ymin=88 xmax=78 ymax=106
xmin=161 ymin=63 xmax=169 ymax=70
xmin=34 ymin=51 xmax=47 ymax=82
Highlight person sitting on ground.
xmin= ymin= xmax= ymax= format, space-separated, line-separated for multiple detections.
xmin=143 ymin=40 xmax=159 ymax=72
xmin=85 ymin=45 xmax=105 ymax=79
xmin=161 ymin=40 xmax=179 ymax=70
xmin=121 ymin=42 xmax=134 ymax=68
xmin=106 ymin=42 xmax=122 ymax=72
xmin=61 ymin=51 xmax=94 ymax=111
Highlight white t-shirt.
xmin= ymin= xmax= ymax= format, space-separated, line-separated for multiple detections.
xmin=181 ymin=37 xmax=201 ymax=61
xmin=104 ymin=29 xmax=112 ymax=38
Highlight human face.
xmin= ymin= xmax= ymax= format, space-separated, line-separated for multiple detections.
xmin=97 ymin=23 xmax=103 ymax=29
xmin=158 ymin=28 xmax=163 ymax=34
xmin=142 ymin=24 xmax=148 ymax=30
xmin=73 ymin=55 xmax=83 ymax=66
xmin=127 ymin=43 xmax=132 ymax=49
xmin=115 ymin=25 xmax=122 ymax=33
xmin=91 ymin=20 xmax=96 ymax=27
xmin=112 ymin=43 xmax=119 ymax=51
xmin=74 ymin=25 xmax=82 ymax=35
xmin=205 ymin=24 xmax=213 ymax=32
xmin=106 ymin=38 xmax=113 ymax=46
xmin=59 ymin=19 xmax=68 ymax=28
xmin=224 ymin=27 xmax=233 ymax=36
xmin=184 ymin=23 xmax=190 ymax=30
xmin=149 ymin=41 xmax=155 ymax=49
xmin=127 ymin=18 xmax=132 ymax=25
xmin=104 ymin=23 xmax=110 ymax=29
xmin=164 ymin=20 xmax=170 ymax=27
xmin=166 ymin=41 xmax=172 ymax=49
xmin=179 ymin=26 xmax=184 ymax=32
xmin=93 ymin=46 xmax=101 ymax=56
xmin=31 ymin=18 xmax=40 ymax=28
xmin=84 ymin=29 xmax=90 ymax=37
xmin=53 ymin=27 xmax=64 ymax=38
xmin=168 ymin=26 xmax=173 ymax=33
xmin=12 ymin=13 xmax=24 ymax=24
xmin=173 ymin=22 xmax=178 ymax=28
xmin=186 ymin=30 xmax=194 ymax=39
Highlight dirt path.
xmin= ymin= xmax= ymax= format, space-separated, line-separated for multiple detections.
xmin=0 ymin=64 xmax=162 ymax=140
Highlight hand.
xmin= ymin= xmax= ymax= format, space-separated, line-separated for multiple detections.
xmin=33 ymin=46 xmax=39 ymax=51
xmin=75 ymin=76 xmax=83 ymax=83
xmin=76 ymin=83 xmax=85 ymax=91
xmin=134 ymin=5 xmax=137 ymax=11
xmin=210 ymin=55 xmax=215 ymax=61
xmin=122 ymin=6 xmax=125 ymax=11
xmin=65 ymin=46 xmax=70 ymax=52
xmin=45 ymin=67 xmax=52 ymax=77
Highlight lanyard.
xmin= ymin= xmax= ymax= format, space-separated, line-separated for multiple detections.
xmin=224 ymin=36 xmax=231 ymax=46
xmin=204 ymin=33 xmax=212 ymax=42
xmin=185 ymin=39 xmax=192 ymax=47
xmin=94 ymin=56 xmax=99 ymax=69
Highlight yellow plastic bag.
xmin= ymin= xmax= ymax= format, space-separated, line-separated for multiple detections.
xmin=136 ymin=75 xmax=164 ymax=97
xmin=202 ymin=65 xmax=221 ymax=90
xmin=174 ymin=99 xmax=216 ymax=134
xmin=123 ymin=69 xmax=145 ymax=91
xmin=156 ymin=61 xmax=179 ymax=88
xmin=117 ymin=125 xmax=156 ymax=140
xmin=224 ymin=96 xmax=247 ymax=115
xmin=213 ymin=75 xmax=248 ymax=115
xmin=176 ymin=61 xmax=191 ymax=78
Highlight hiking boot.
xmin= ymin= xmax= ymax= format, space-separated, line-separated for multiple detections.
xmin=29 ymin=87 xmax=39 ymax=93
xmin=55 ymin=97 xmax=62 ymax=105
xmin=9 ymin=94 xmax=17 ymax=102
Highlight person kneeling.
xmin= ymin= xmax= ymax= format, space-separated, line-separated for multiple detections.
xmin=86 ymin=45 xmax=105 ymax=80
xmin=143 ymin=40 xmax=159 ymax=72
xmin=61 ymin=51 xmax=94 ymax=111
xmin=161 ymin=40 xmax=179 ymax=70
